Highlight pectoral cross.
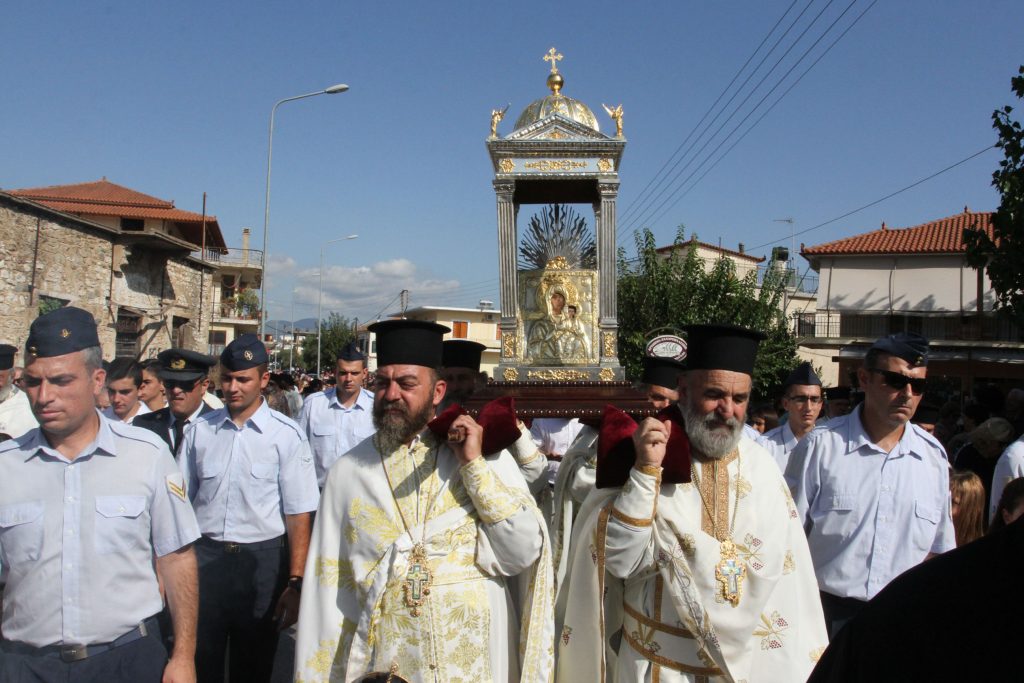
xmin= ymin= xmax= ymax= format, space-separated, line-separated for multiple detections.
xmin=715 ymin=539 xmax=746 ymax=608
xmin=402 ymin=543 xmax=432 ymax=616
xmin=544 ymin=47 xmax=563 ymax=74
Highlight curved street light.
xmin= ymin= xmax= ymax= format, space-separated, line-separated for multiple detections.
xmin=317 ymin=234 xmax=359 ymax=377
xmin=258 ymin=83 xmax=350 ymax=339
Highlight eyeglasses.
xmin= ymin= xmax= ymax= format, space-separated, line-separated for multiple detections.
xmin=868 ymin=368 xmax=927 ymax=395
xmin=164 ymin=378 xmax=201 ymax=393
xmin=787 ymin=395 xmax=823 ymax=405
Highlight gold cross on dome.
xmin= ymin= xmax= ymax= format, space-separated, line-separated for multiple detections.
xmin=544 ymin=47 xmax=563 ymax=74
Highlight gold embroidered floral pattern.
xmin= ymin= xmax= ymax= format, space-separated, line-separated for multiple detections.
xmin=561 ymin=625 xmax=573 ymax=645
xmin=737 ymin=534 xmax=765 ymax=572
xmin=781 ymin=482 xmax=799 ymax=519
xmin=783 ymin=550 xmax=795 ymax=575
xmin=460 ymin=457 xmax=521 ymax=524
xmin=810 ymin=646 xmax=827 ymax=662
xmin=753 ymin=611 xmax=790 ymax=650
xmin=733 ymin=473 xmax=752 ymax=499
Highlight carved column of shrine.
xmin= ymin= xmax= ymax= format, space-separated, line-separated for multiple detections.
xmin=494 ymin=181 xmax=519 ymax=361
xmin=597 ymin=180 xmax=619 ymax=363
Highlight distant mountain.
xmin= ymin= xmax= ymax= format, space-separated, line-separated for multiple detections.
xmin=265 ymin=318 xmax=319 ymax=336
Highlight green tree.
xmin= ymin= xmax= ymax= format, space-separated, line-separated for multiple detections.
xmin=301 ymin=312 xmax=357 ymax=372
xmin=617 ymin=226 xmax=800 ymax=402
xmin=965 ymin=65 xmax=1024 ymax=325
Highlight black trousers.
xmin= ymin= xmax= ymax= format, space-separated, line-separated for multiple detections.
xmin=820 ymin=591 xmax=868 ymax=640
xmin=195 ymin=536 xmax=288 ymax=683
xmin=0 ymin=620 xmax=166 ymax=683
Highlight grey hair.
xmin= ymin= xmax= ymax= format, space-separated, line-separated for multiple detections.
xmin=81 ymin=346 xmax=104 ymax=372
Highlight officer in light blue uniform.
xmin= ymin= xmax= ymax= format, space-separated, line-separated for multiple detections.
xmin=297 ymin=341 xmax=375 ymax=487
xmin=758 ymin=362 xmax=823 ymax=472
xmin=179 ymin=333 xmax=319 ymax=683
xmin=785 ymin=332 xmax=954 ymax=638
xmin=0 ymin=306 xmax=200 ymax=683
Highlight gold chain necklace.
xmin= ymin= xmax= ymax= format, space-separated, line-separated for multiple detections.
xmin=378 ymin=435 xmax=440 ymax=617
xmin=689 ymin=451 xmax=746 ymax=608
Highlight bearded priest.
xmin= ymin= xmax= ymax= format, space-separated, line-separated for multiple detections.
xmin=556 ymin=324 xmax=826 ymax=682
xmin=294 ymin=319 xmax=554 ymax=683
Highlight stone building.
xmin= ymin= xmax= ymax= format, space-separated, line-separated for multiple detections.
xmin=0 ymin=180 xmax=228 ymax=358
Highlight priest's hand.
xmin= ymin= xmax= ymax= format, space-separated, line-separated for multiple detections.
xmin=449 ymin=414 xmax=484 ymax=465
xmin=632 ymin=417 xmax=671 ymax=469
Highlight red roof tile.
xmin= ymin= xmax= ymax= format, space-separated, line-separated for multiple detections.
xmin=6 ymin=179 xmax=226 ymax=249
xmin=802 ymin=209 xmax=995 ymax=256
xmin=656 ymin=237 xmax=765 ymax=263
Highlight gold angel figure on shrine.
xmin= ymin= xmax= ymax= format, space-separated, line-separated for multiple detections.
xmin=603 ymin=103 xmax=624 ymax=137
xmin=489 ymin=103 xmax=510 ymax=138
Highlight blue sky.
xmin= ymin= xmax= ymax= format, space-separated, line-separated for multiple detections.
xmin=3 ymin=1 xmax=1022 ymax=323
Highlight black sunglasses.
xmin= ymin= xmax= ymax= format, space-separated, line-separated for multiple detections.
xmin=868 ymin=368 xmax=927 ymax=395
xmin=164 ymin=378 xmax=202 ymax=392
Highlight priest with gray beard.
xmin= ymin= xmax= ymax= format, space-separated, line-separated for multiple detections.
xmin=556 ymin=324 xmax=827 ymax=683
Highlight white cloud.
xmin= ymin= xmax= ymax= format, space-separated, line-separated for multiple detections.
xmin=265 ymin=254 xmax=296 ymax=277
xmin=294 ymin=258 xmax=462 ymax=321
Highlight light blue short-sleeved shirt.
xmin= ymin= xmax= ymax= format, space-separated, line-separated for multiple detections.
xmin=758 ymin=421 xmax=798 ymax=472
xmin=785 ymin=406 xmax=955 ymax=601
xmin=180 ymin=399 xmax=319 ymax=543
xmin=297 ymin=387 xmax=376 ymax=487
xmin=0 ymin=415 xmax=200 ymax=647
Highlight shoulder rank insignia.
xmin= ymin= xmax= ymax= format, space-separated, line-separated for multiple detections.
xmin=166 ymin=474 xmax=187 ymax=501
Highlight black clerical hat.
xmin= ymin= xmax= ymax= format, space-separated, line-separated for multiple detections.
xmin=683 ymin=324 xmax=765 ymax=376
xmin=220 ymin=333 xmax=268 ymax=371
xmin=369 ymin=319 xmax=450 ymax=369
xmin=869 ymin=332 xmax=929 ymax=367
xmin=641 ymin=355 xmax=685 ymax=389
xmin=26 ymin=307 xmax=100 ymax=358
xmin=336 ymin=341 xmax=365 ymax=362
xmin=824 ymin=386 xmax=851 ymax=401
xmin=157 ymin=348 xmax=217 ymax=381
xmin=442 ymin=340 xmax=486 ymax=372
xmin=0 ymin=344 xmax=16 ymax=370
xmin=784 ymin=361 xmax=821 ymax=389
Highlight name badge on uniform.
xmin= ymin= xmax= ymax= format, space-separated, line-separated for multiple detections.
xmin=166 ymin=473 xmax=187 ymax=501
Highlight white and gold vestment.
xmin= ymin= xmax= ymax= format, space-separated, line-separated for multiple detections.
xmin=557 ymin=437 xmax=827 ymax=682
xmin=295 ymin=431 xmax=554 ymax=683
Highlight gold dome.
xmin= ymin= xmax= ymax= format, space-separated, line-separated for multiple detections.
xmin=513 ymin=48 xmax=600 ymax=133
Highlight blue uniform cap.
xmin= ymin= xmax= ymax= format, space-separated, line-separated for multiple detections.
xmin=157 ymin=348 xmax=218 ymax=381
xmin=0 ymin=344 xmax=16 ymax=370
xmin=784 ymin=361 xmax=821 ymax=388
xmin=869 ymin=332 xmax=929 ymax=367
xmin=336 ymin=341 xmax=365 ymax=362
xmin=26 ymin=306 xmax=100 ymax=358
xmin=220 ymin=333 xmax=268 ymax=371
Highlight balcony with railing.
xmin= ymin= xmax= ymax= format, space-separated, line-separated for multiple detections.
xmin=193 ymin=245 xmax=264 ymax=273
xmin=793 ymin=311 xmax=1023 ymax=343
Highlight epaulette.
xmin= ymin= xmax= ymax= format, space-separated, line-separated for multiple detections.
xmin=910 ymin=422 xmax=947 ymax=456
xmin=108 ymin=420 xmax=169 ymax=452
xmin=267 ymin=409 xmax=306 ymax=440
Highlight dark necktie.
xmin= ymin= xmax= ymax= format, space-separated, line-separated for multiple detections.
xmin=173 ymin=418 xmax=189 ymax=456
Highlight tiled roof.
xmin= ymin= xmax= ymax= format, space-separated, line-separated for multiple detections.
xmin=6 ymin=179 xmax=226 ymax=249
xmin=801 ymin=209 xmax=995 ymax=256
xmin=656 ymin=237 xmax=766 ymax=263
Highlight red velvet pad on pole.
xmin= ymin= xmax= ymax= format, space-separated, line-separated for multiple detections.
xmin=596 ymin=405 xmax=692 ymax=488
xmin=426 ymin=396 xmax=522 ymax=456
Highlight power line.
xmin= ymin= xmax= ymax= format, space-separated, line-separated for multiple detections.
xmin=744 ymin=144 xmax=997 ymax=253
xmin=619 ymin=0 xmax=856 ymax=244
xmin=616 ymin=0 xmax=804 ymax=228
xmin=638 ymin=0 xmax=875 ymax=231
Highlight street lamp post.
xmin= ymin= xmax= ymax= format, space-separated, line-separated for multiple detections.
xmin=258 ymin=83 xmax=350 ymax=339
xmin=317 ymin=234 xmax=359 ymax=377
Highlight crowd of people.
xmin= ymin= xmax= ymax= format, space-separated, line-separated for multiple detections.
xmin=0 ymin=306 xmax=1021 ymax=682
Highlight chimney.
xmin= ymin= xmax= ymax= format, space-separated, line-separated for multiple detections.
xmin=241 ymin=228 xmax=251 ymax=265
xmin=738 ymin=242 xmax=745 ymax=254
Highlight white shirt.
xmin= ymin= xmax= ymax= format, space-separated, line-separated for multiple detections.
xmin=101 ymin=401 xmax=151 ymax=424
xmin=297 ymin=387 xmax=376 ymax=487
xmin=991 ymin=435 xmax=1024 ymax=522
xmin=758 ymin=421 xmax=798 ymax=472
xmin=785 ymin=406 xmax=955 ymax=600
xmin=0 ymin=415 xmax=199 ymax=646
xmin=530 ymin=417 xmax=583 ymax=484
xmin=179 ymin=400 xmax=319 ymax=543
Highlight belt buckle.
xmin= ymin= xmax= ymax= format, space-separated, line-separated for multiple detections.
xmin=60 ymin=645 xmax=89 ymax=662
xmin=224 ymin=542 xmax=241 ymax=554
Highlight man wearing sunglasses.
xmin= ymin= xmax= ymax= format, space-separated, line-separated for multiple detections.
xmin=759 ymin=361 xmax=823 ymax=472
xmin=133 ymin=349 xmax=217 ymax=457
xmin=785 ymin=332 xmax=954 ymax=638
